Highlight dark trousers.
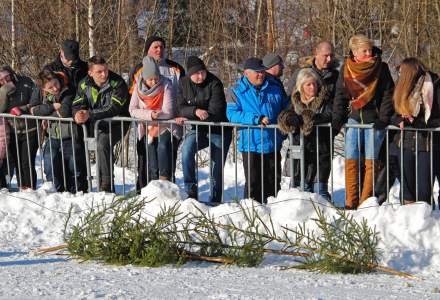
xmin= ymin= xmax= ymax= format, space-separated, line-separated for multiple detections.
xmin=7 ymin=130 xmax=38 ymax=189
xmin=242 ymin=151 xmax=281 ymax=204
xmin=43 ymin=138 xmax=87 ymax=193
xmin=398 ymin=150 xmax=432 ymax=203
xmin=136 ymin=131 xmax=180 ymax=191
xmin=97 ymin=125 xmax=128 ymax=191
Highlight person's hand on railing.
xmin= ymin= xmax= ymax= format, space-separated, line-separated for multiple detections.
xmin=259 ymin=116 xmax=270 ymax=126
xmin=373 ymin=119 xmax=387 ymax=130
xmin=74 ymin=110 xmax=89 ymax=124
xmin=151 ymin=110 xmax=161 ymax=120
xmin=53 ymin=103 xmax=61 ymax=111
xmin=9 ymin=106 xmax=22 ymax=116
xmin=195 ymin=109 xmax=209 ymax=121
xmin=175 ymin=117 xmax=188 ymax=125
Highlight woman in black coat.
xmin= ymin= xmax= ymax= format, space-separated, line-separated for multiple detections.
xmin=278 ymin=68 xmax=333 ymax=200
xmin=391 ymin=57 xmax=440 ymax=204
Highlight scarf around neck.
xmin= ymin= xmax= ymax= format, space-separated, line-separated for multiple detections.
xmin=407 ymin=72 xmax=434 ymax=124
xmin=136 ymin=75 xmax=166 ymax=142
xmin=344 ymin=56 xmax=382 ymax=110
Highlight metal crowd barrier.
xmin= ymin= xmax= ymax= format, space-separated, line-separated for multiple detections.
xmin=0 ymin=113 xmax=438 ymax=209
xmin=0 ymin=113 xmax=89 ymax=193
xmin=92 ymin=117 xmax=305 ymax=203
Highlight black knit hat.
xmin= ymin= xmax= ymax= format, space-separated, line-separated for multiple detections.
xmin=62 ymin=39 xmax=80 ymax=61
xmin=145 ymin=36 xmax=166 ymax=52
xmin=186 ymin=56 xmax=206 ymax=76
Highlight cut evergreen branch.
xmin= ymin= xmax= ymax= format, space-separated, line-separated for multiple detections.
xmin=61 ymin=194 xmax=417 ymax=278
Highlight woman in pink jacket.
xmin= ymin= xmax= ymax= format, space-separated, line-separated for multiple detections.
xmin=129 ymin=56 xmax=179 ymax=191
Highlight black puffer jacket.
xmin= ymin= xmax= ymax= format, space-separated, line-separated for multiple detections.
xmin=72 ymin=71 xmax=130 ymax=133
xmin=391 ymin=72 xmax=440 ymax=152
xmin=177 ymin=72 xmax=228 ymax=134
xmin=332 ymin=48 xmax=395 ymax=130
xmin=44 ymin=56 xmax=88 ymax=91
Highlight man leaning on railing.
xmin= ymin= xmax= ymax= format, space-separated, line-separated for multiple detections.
xmin=226 ymin=57 xmax=289 ymax=204
xmin=176 ymin=56 xmax=232 ymax=205
xmin=0 ymin=65 xmax=37 ymax=190
xmin=72 ymin=56 xmax=130 ymax=192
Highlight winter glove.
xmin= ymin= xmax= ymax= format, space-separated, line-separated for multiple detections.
xmin=373 ymin=119 xmax=387 ymax=130
xmin=9 ymin=106 xmax=22 ymax=116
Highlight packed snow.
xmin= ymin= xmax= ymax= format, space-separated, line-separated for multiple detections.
xmin=1 ymin=156 xmax=440 ymax=299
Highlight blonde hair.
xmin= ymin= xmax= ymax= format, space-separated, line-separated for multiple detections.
xmin=349 ymin=34 xmax=373 ymax=52
xmin=296 ymin=68 xmax=320 ymax=94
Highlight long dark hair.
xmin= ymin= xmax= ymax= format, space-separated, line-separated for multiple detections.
xmin=393 ymin=57 xmax=426 ymax=116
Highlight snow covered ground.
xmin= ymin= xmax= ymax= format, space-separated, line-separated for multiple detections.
xmin=1 ymin=155 xmax=440 ymax=299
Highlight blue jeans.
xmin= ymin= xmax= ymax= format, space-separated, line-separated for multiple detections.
xmin=182 ymin=129 xmax=232 ymax=203
xmin=345 ymin=118 xmax=385 ymax=160
xmin=137 ymin=130 xmax=179 ymax=190
xmin=43 ymin=138 xmax=87 ymax=193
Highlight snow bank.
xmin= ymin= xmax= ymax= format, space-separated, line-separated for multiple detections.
xmin=0 ymin=180 xmax=439 ymax=275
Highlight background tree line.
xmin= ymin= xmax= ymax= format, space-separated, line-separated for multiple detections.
xmin=0 ymin=0 xmax=439 ymax=85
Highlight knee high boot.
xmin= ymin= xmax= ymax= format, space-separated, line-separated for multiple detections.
xmin=345 ymin=159 xmax=359 ymax=209
xmin=360 ymin=159 xmax=380 ymax=204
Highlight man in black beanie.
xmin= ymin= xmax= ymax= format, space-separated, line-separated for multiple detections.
xmin=177 ymin=56 xmax=232 ymax=205
xmin=44 ymin=39 xmax=88 ymax=92
xmin=128 ymin=35 xmax=185 ymax=96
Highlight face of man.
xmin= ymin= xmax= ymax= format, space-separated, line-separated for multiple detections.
xmin=314 ymin=44 xmax=334 ymax=70
xmin=266 ymin=63 xmax=284 ymax=78
xmin=60 ymin=50 xmax=74 ymax=67
xmin=190 ymin=70 xmax=207 ymax=84
xmin=0 ymin=71 xmax=12 ymax=86
xmin=244 ymin=69 xmax=266 ymax=86
xmin=147 ymin=41 xmax=165 ymax=62
xmin=43 ymin=78 xmax=61 ymax=96
xmin=88 ymin=64 xmax=109 ymax=87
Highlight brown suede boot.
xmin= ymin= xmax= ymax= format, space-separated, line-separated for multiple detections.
xmin=360 ymin=159 xmax=380 ymax=204
xmin=345 ymin=159 xmax=359 ymax=209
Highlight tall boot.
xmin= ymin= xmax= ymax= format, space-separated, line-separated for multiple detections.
xmin=360 ymin=159 xmax=380 ymax=204
xmin=345 ymin=159 xmax=359 ymax=209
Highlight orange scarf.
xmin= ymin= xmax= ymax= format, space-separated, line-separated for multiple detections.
xmin=137 ymin=85 xmax=164 ymax=139
xmin=344 ymin=57 xmax=382 ymax=110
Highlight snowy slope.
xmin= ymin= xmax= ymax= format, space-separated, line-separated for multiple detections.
xmin=1 ymin=179 xmax=440 ymax=299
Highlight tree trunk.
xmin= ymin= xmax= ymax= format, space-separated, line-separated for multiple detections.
xmin=167 ymin=0 xmax=176 ymax=59
xmin=266 ymin=0 xmax=275 ymax=52
xmin=75 ymin=0 xmax=80 ymax=42
xmin=11 ymin=0 xmax=17 ymax=70
xmin=88 ymin=0 xmax=95 ymax=57
xmin=254 ymin=0 xmax=263 ymax=56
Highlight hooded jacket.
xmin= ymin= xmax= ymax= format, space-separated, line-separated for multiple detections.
xmin=0 ymin=67 xmax=37 ymax=133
